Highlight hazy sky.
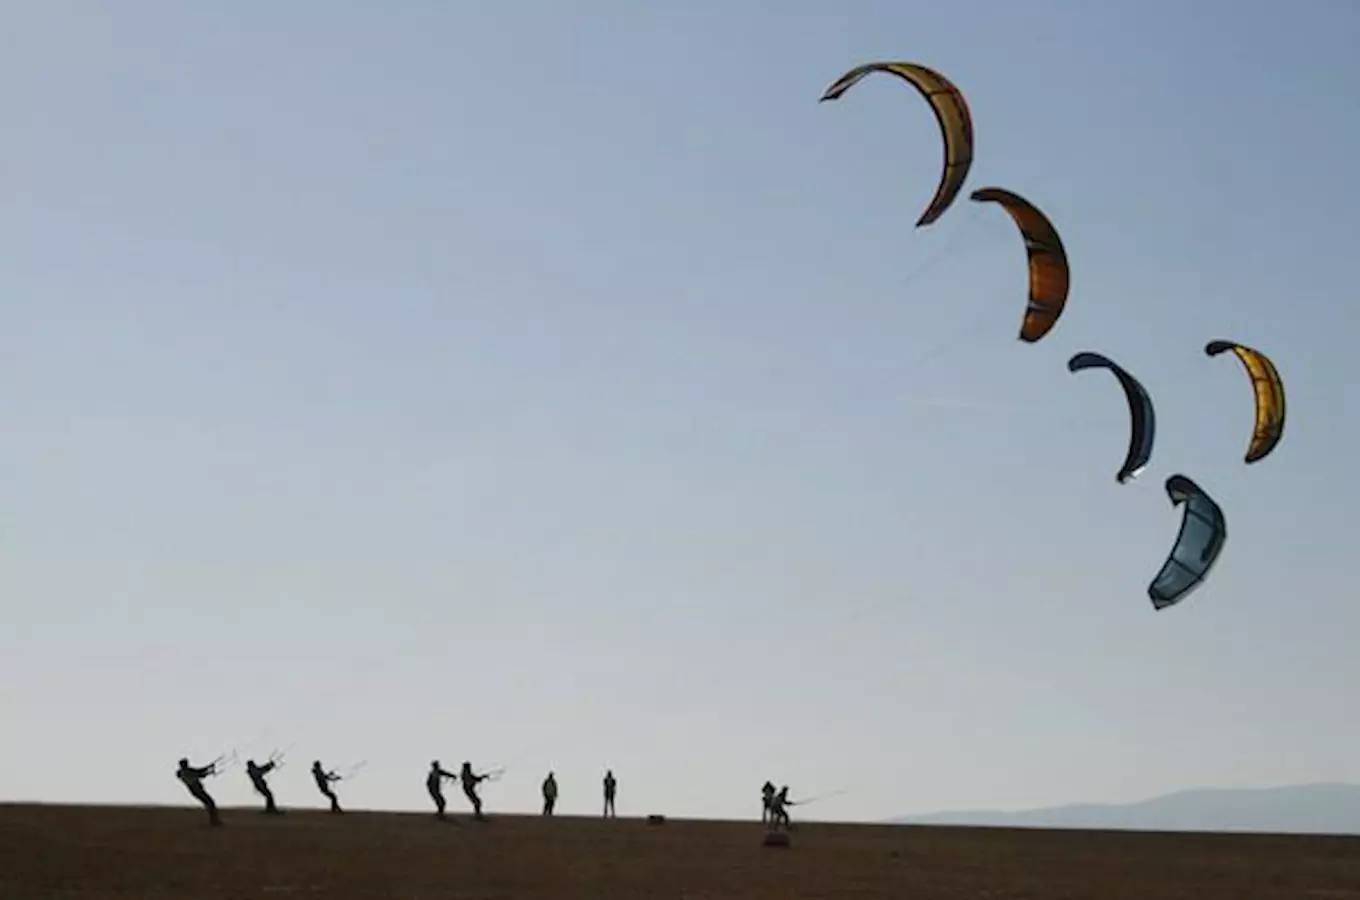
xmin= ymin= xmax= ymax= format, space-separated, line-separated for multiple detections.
xmin=3 ymin=1 xmax=1358 ymax=823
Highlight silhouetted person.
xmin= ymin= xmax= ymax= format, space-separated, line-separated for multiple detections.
xmin=770 ymin=785 xmax=793 ymax=830
xmin=460 ymin=761 xmax=489 ymax=821
xmin=541 ymin=771 xmax=558 ymax=816
xmin=176 ymin=757 xmax=222 ymax=826
xmin=246 ymin=759 xmax=282 ymax=814
xmin=312 ymin=760 xmax=342 ymax=813
xmin=427 ymin=760 xmax=457 ymax=819
xmin=761 ymin=781 xmax=776 ymax=824
xmin=602 ymin=769 xmax=617 ymax=818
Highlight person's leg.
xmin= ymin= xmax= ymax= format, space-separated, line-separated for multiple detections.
xmin=193 ymin=787 xmax=222 ymax=826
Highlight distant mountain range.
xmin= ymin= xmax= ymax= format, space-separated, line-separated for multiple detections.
xmin=889 ymin=783 xmax=1360 ymax=835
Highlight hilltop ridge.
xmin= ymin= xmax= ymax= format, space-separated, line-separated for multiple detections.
xmin=890 ymin=783 xmax=1360 ymax=835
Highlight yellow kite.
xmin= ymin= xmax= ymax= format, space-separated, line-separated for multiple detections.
xmin=820 ymin=61 xmax=975 ymax=228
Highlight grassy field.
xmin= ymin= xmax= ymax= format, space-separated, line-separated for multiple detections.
xmin=2 ymin=803 xmax=1359 ymax=899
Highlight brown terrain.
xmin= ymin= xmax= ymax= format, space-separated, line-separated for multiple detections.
xmin=3 ymin=802 xmax=1360 ymax=899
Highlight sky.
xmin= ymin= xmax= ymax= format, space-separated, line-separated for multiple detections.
xmin=2 ymin=0 xmax=1359 ymax=824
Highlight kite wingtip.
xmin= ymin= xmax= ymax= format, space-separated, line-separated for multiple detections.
xmin=1119 ymin=465 xmax=1147 ymax=485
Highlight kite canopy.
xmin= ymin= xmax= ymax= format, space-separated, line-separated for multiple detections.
xmin=969 ymin=187 xmax=1070 ymax=343
xmin=820 ymin=61 xmax=975 ymax=228
xmin=1067 ymin=351 xmax=1155 ymax=484
xmin=1204 ymin=339 xmax=1286 ymax=464
xmin=1148 ymin=475 xmax=1227 ymax=610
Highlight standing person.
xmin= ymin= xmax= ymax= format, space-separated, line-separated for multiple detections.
xmin=176 ymin=757 xmax=222 ymax=826
xmin=427 ymin=760 xmax=458 ymax=820
xmin=541 ymin=771 xmax=558 ymax=816
xmin=761 ymin=781 xmax=776 ymax=824
xmin=770 ymin=785 xmax=793 ymax=830
xmin=460 ymin=761 xmax=490 ymax=822
xmin=246 ymin=759 xmax=282 ymax=815
xmin=312 ymin=760 xmax=343 ymax=814
xmin=602 ymin=769 xmax=617 ymax=818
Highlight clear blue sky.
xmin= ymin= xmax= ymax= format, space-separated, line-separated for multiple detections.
xmin=2 ymin=1 xmax=1358 ymax=823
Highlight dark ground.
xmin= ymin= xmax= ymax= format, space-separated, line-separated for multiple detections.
xmin=2 ymin=802 xmax=1359 ymax=899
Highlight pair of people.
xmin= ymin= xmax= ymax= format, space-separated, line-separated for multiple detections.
xmin=175 ymin=756 xmax=283 ymax=824
xmin=427 ymin=760 xmax=492 ymax=821
xmin=539 ymin=769 xmax=617 ymax=817
xmin=762 ymin=781 xmax=793 ymax=829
